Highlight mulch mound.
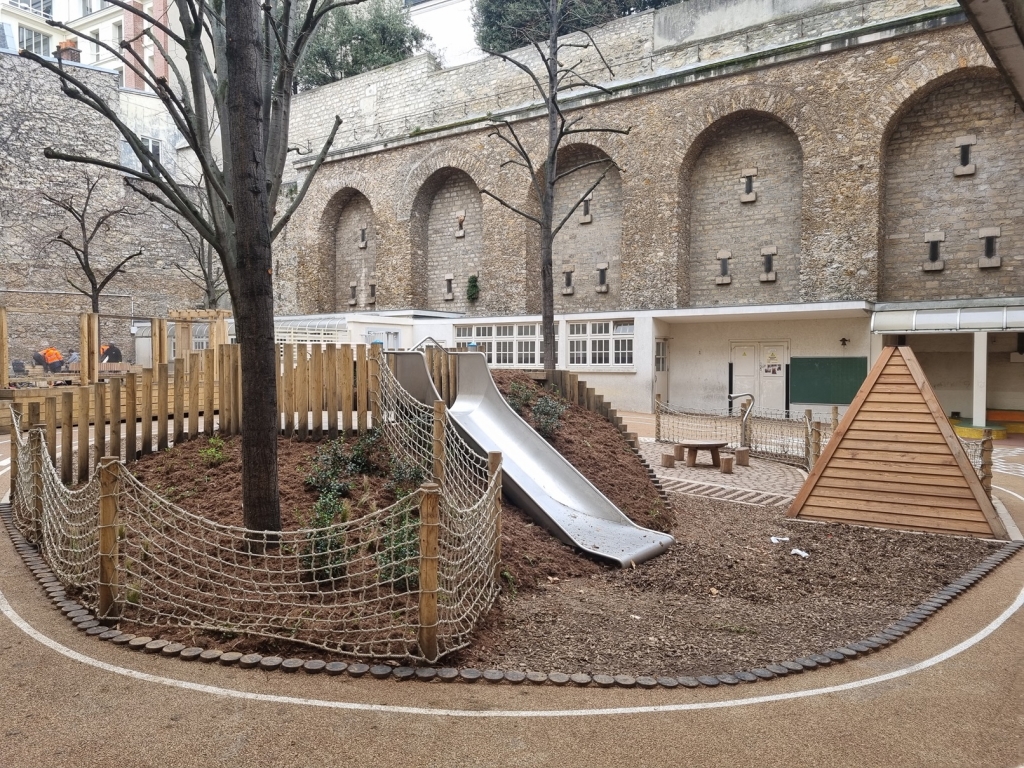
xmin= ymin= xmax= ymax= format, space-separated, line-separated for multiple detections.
xmin=113 ymin=383 xmax=997 ymax=676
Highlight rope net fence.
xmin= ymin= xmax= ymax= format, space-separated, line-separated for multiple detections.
xmin=8 ymin=349 xmax=500 ymax=662
xmin=656 ymin=400 xmax=837 ymax=469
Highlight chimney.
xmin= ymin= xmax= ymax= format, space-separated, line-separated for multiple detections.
xmin=56 ymin=39 xmax=81 ymax=62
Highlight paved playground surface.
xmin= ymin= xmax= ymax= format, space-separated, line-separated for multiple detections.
xmin=1 ymin=432 xmax=1023 ymax=767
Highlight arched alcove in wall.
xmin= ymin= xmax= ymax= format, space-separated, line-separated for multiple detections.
xmin=324 ymin=188 xmax=377 ymax=311
xmin=548 ymin=143 xmax=624 ymax=312
xmin=880 ymin=69 xmax=1022 ymax=302
xmin=681 ymin=111 xmax=803 ymax=308
xmin=409 ymin=167 xmax=484 ymax=312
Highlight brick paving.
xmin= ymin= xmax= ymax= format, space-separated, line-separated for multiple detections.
xmin=639 ymin=438 xmax=806 ymax=508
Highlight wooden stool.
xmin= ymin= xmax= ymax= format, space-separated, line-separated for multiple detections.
xmin=720 ymin=455 xmax=734 ymax=474
xmin=661 ymin=453 xmax=675 ymax=468
xmin=734 ymin=447 xmax=750 ymax=467
xmin=672 ymin=444 xmax=686 ymax=461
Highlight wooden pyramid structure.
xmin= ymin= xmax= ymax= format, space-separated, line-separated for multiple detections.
xmin=789 ymin=346 xmax=1007 ymax=539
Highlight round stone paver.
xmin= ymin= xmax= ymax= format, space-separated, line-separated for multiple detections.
xmin=437 ymin=668 xmax=458 ymax=682
xmin=259 ymin=656 xmax=284 ymax=671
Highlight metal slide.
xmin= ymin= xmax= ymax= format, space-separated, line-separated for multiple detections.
xmin=392 ymin=351 xmax=674 ymax=566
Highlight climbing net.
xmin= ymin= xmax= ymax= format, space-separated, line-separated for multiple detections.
xmin=10 ymin=352 xmax=499 ymax=662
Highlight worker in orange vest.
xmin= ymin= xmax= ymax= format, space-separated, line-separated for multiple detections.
xmin=33 ymin=347 xmax=64 ymax=373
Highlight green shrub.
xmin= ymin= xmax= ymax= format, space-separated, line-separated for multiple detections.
xmin=198 ymin=436 xmax=226 ymax=467
xmin=532 ymin=395 xmax=567 ymax=438
xmin=466 ymin=274 xmax=480 ymax=302
xmin=377 ymin=509 xmax=419 ymax=590
xmin=385 ymin=458 xmax=426 ymax=501
xmin=507 ymin=381 xmax=536 ymax=415
xmin=302 ymin=490 xmax=352 ymax=584
xmin=346 ymin=429 xmax=383 ymax=475
xmin=305 ymin=439 xmax=353 ymax=497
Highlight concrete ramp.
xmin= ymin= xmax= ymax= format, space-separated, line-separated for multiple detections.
xmin=392 ymin=351 xmax=674 ymax=567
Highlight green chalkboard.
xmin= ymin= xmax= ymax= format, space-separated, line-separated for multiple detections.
xmin=790 ymin=357 xmax=868 ymax=405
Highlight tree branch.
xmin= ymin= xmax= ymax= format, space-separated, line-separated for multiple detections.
xmin=480 ymin=189 xmax=542 ymax=225
xmin=270 ymin=114 xmax=342 ymax=241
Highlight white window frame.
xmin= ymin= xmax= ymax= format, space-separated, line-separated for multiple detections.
xmin=565 ymin=319 xmax=635 ymax=370
xmin=453 ymin=322 xmax=559 ymax=369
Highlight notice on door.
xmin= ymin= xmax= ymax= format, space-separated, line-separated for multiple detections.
xmin=762 ymin=348 xmax=784 ymax=376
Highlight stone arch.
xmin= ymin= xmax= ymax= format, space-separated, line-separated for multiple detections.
xmin=396 ymin=146 xmax=492 ymax=223
xmin=680 ymin=110 xmax=804 ymax=307
xmin=409 ymin=166 xmax=485 ymax=311
xmin=879 ymin=68 xmax=1023 ymax=302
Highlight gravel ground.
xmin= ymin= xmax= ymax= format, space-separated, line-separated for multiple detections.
xmin=452 ymin=495 xmax=998 ymax=676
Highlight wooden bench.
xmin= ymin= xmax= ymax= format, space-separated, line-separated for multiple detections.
xmin=673 ymin=440 xmax=729 ymax=468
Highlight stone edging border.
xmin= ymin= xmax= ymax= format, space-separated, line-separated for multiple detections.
xmin=3 ymin=504 xmax=1021 ymax=690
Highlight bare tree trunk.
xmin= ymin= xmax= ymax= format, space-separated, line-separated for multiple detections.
xmin=541 ymin=0 xmax=559 ymax=374
xmin=225 ymin=0 xmax=281 ymax=533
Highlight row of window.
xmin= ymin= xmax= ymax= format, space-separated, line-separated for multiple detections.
xmin=454 ymin=320 xmax=635 ymax=368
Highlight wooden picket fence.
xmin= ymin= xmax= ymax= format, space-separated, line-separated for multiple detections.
xmin=9 ymin=342 xmax=379 ymax=486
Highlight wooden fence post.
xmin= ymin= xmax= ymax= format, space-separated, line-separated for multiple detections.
xmin=368 ymin=345 xmax=381 ymax=429
xmin=282 ymin=343 xmax=295 ymax=438
xmin=218 ymin=344 xmax=231 ymax=436
xmin=310 ymin=343 xmax=323 ymax=439
xmin=340 ymin=345 xmax=353 ymax=435
xmin=110 ymin=378 xmax=121 ymax=461
xmin=77 ymin=386 xmax=91 ymax=482
xmin=61 ymin=391 xmax=73 ymax=484
xmin=79 ymin=313 xmax=91 ymax=386
xmin=173 ymin=361 xmax=185 ymax=444
xmin=810 ymin=420 xmax=822 ymax=471
xmin=141 ymin=368 xmax=153 ymax=455
xmin=10 ymin=404 xmax=20 ymax=505
xmin=94 ymin=382 xmax=107 ymax=465
xmin=356 ymin=344 xmax=368 ymax=434
xmin=97 ymin=456 xmax=120 ymax=620
xmin=0 ymin=306 xmax=8 ymax=389
xmin=488 ymin=451 xmax=502 ymax=582
xmin=831 ymin=405 xmax=840 ymax=430
xmin=188 ymin=352 xmax=201 ymax=440
xmin=296 ymin=344 xmax=308 ymax=440
xmin=233 ymin=344 xmax=242 ymax=433
xmin=981 ymin=428 xmax=994 ymax=500
xmin=30 ymin=427 xmax=44 ymax=545
xmin=418 ymin=483 xmax=440 ymax=663
xmin=45 ymin=396 xmax=57 ymax=469
xmin=326 ymin=344 xmax=339 ymax=439
xmin=125 ymin=373 xmax=138 ymax=463
xmin=157 ymin=363 xmax=169 ymax=450
xmin=203 ymin=348 xmax=215 ymax=436
xmin=432 ymin=400 xmax=446 ymax=483
xmin=804 ymin=408 xmax=813 ymax=468
xmin=90 ymin=313 xmax=100 ymax=383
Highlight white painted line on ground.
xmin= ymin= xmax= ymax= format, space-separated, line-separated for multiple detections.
xmin=1 ymin=458 xmax=10 ymax=467
xmin=994 ymin=486 xmax=1024 ymax=541
xmin=0 ymin=582 xmax=1021 ymax=718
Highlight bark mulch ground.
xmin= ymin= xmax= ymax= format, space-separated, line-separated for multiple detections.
xmin=113 ymin=379 xmax=998 ymax=676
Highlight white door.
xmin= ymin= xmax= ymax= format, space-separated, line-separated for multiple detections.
xmin=759 ymin=341 xmax=789 ymax=412
xmin=654 ymin=339 xmax=669 ymax=405
xmin=731 ymin=343 xmax=757 ymax=405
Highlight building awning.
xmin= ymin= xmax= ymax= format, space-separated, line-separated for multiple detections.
xmin=872 ymin=305 xmax=1024 ymax=333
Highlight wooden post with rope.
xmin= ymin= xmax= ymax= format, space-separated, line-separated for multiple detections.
xmin=61 ymin=391 xmax=73 ymax=484
xmin=44 ymin=396 xmax=57 ymax=469
xmin=125 ymin=374 xmax=137 ymax=464
xmin=110 ymin=378 xmax=122 ymax=461
xmin=94 ymin=382 xmax=107 ymax=464
xmin=432 ymin=400 xmax=446 ymax=483
xmin=488 ymin=451 xmax=502 ymax=582
xmin=418 ymin=482 xmax=440 ymax=663
xmin=77 ymin=386 xmax=91 ymax=481
xmin=97 ymin=456 xmax=120 ymax=620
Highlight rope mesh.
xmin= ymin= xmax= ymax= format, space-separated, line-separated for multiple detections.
xmin=8 ymin=350 xmax=500 ymax=662
xmin=656 ymin=400 xmax=837 ymax=468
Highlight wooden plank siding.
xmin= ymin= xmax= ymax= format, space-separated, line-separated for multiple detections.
xmin=788 ymin=346 xmax=1007 ymax=539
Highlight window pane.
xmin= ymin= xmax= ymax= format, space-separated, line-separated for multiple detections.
xmin=475 ymin=326 xmax=492 ymax=337
xmin=569 ymin=323 xmax=586 ymax=336
xmin=517 ymin=324 xmax=535 ymax=336
xmin=456 ymin=326 xmax=473 ymax=338
xmin=591 ymin=322 xmax=610 ymax=336
xmin=569 ymin=339 xmax=587 ymax=365
xmin=614 ymin=338 xmax=633 ymax=365
xmin=517 ymin=340 xmax=535 ymax=365
xmin=591 ymin=339 xmax=609 ymax=365
xmin=495 ymin=325 xmax=514 ymax=337
xmin=613 ymin=320 xmax=634 ymax=335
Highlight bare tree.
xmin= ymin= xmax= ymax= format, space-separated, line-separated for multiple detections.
xmin=160 ymin=204 xmax=228 ymax=309
xmin=43 ymin=172 xmax=145 ymax=313
xmin=21 ymin=0 xmax=365 ymax=531
xmin=480 ymin=0 xmax=630 ymax=373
